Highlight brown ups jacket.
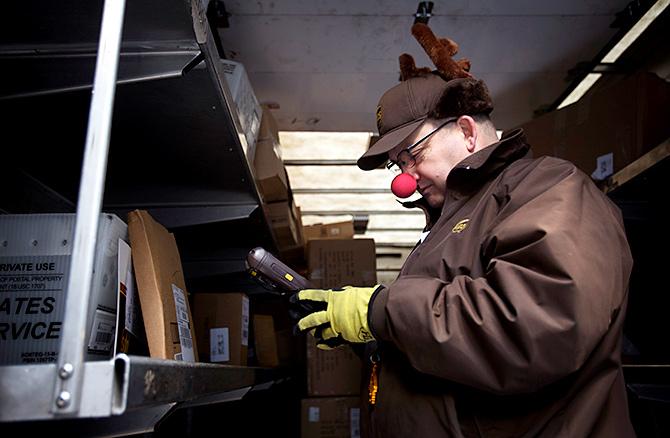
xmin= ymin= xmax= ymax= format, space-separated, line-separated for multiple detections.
xmin=368 ymin=129 xmax=634 ymax=437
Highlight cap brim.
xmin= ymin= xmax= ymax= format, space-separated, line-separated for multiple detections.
xmin=357 ymin=118 xmax=425 ymax=170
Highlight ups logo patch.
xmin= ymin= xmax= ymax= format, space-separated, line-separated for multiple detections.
xmin=452 ymin=219 xmax=470 ymax=234
xmin=376 ymin=106 xmax=383 ymax=132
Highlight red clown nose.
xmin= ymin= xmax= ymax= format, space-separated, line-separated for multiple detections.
xmin=391 ymin=173 xmax=417 ymax=198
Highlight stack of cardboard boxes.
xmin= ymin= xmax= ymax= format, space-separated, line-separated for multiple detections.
xmin=182 ymin=104 xmax=304 ymax=369
xmin=129 ymin=209 xmax=379 ymax=438
xmin=301 ymin=234 xmax=377 ymax=438
xmin=129 ymin=209 xmax=300 ymax=369
xmin=253 ymin=118 xmax=381 ymax=435
xmin=123 ymin=96 xmax=308 ymax=368
xmin=254 ymin=105 xmax=304 ymax=252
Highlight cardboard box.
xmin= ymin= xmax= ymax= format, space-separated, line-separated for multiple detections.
xmin=193 ymin=292 xmax=249 ymax=365
xmin=295 ymin=205 xmax=305 ymax=244
xmin=220 ymin=59 xmax=262 ymax=162
xmin=307 ymin=337 xmax=362 ymax=396
xmin=252 ymin=296 xmax=302 ymax=367
xmin=276 ymin=327 xmax=297 ymax=366
xmin=278 ymin=205 xmax=306 ymax=263
xmin=259 ymin=104 xmax=280 ymax=145
xmin=519 ymin=72 xmax=670 ymax=179
xmin=128 ymin=210 xmax=198 ymax=362
xmin=307 ymin=239 xmax=377 ymax=289
xmin=253 ymin=314 xmax=279 ymax=367
xmin=0 ymin=213 xmax=127 ymax=365
xmin=303 ymin=221 xmax=355 ymax=242
xmin=253 ymin=314 xmax=300 ymax=368
xmin=254 ymin=142 xmax=289 ymax=203
xmin=278 ymin=244 xmax=307 ymax=278
xmin=254 ymin=105 xmax=289 ymax=202
xmin=266 ymin=199 xmax=302 ymax=250
xmin=301 ymin=397 xmax=362 ymax=438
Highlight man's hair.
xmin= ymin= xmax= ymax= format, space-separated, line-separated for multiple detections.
xmin=473 ymin=114 xmax=497 ymax=139
xmin=441 ymin=114 xmax=497 ymax=141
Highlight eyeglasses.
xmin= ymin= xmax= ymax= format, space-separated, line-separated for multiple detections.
xmin=386 ymin=117 xmax=457 ymax=174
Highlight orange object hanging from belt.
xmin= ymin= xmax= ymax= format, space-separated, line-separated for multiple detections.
xmin=368 ymin=353 xmax=379 ymax=406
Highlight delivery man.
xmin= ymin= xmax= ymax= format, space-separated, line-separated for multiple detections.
xmin=291 ymin=24 xmax=634 ymax=437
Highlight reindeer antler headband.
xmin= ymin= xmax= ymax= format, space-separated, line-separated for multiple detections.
xmin=400 ymin=23 xmax=472 ymax=81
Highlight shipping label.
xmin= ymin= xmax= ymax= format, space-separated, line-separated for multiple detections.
xmin=241 ymin=296 xmax=249 ymax=347
xmin=210 ymin=327 xmax=229 ymax=362
xmin=171 ymin=284 xmax=195 ymax=362
xmin=87 ymin=307 xmax=116 ymax=354
xmin=308 ymin=406 xmax=320 ymax=423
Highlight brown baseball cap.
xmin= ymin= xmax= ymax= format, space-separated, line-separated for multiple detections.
xmin=357 ymin=74 xmax=493 ymax=170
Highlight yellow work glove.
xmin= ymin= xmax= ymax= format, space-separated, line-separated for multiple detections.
xmin=308 ymin=326 xmax=342 ymax=351
xmin=294 ymin=286 xmax=380 ymax=345
xmin=289 ymin=293 xmax=344 ymax=349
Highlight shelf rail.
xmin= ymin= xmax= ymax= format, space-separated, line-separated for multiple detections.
xmin=52 ymin=0 xmax=127 ymax=416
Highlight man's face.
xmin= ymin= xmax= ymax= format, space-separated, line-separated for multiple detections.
xmin=388 ymin=119 xmax=472 ymax=208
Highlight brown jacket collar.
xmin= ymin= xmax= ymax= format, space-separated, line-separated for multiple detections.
xmin=447 ymin=128 xmax=531 ymax=196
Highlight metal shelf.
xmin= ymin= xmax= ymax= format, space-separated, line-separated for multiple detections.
xmin=1 ymin=354 xmax=287 ymax=435
xmin=0 ymin=0 xmax=277 ymax=271
xmin=0 ymin=0 xmax=282 ymax=431
xmin=0 ymin=1 xmax=200 ymax=100
xmin=0 ymin=354 xmax=278 ymax=420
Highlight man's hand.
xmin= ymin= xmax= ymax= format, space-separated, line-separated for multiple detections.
xmin=308 ymin=326 xmax=344 ymax=350
xmin=290 ymin=286 xmax=381 ymax=349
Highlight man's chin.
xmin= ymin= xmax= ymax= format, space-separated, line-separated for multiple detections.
xmin=425 ymin=193 xmax=445 ymax=209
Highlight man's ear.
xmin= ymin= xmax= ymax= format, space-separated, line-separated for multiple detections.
xmin=457 ymin=116 xmax=477 ymax=152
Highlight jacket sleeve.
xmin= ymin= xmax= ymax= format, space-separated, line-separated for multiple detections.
xmin=368 ymin=165 xmax=632 ymax=395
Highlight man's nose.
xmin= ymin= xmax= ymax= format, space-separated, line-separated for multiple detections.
xmin=402 ymin=167 xmax=419 ymax=179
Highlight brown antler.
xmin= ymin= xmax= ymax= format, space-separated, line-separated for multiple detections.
xmin=411 ymin=23 xmax=472 ymax=80
xmin=399 ymin=53 xmax=432 ymax=81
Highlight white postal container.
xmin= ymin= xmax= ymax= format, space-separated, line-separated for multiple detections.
xmin=0 ymin=213 xmax=127 ymax=365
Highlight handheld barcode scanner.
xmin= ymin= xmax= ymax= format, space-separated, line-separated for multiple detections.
xmin=246 ymin=247 xmax=311 ymax=295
